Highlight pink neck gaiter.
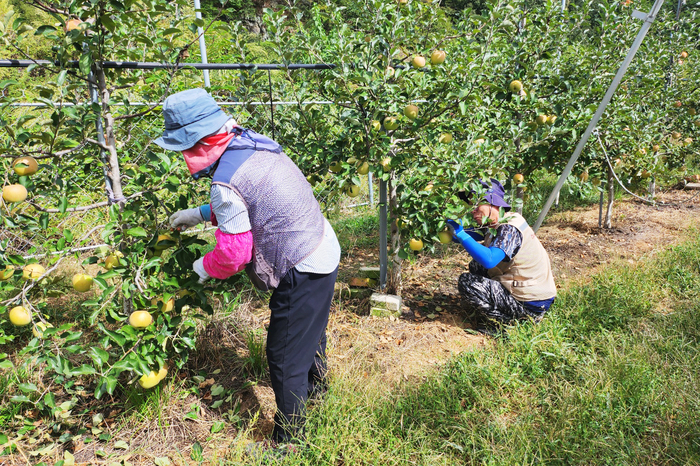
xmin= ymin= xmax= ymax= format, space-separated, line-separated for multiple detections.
xmin=182 ymin=132 xmax=237 ymax=176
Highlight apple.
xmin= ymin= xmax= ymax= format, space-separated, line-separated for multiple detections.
xmin=345 ymin=184 xmax=360 ymax=197
xmin=438 ymin=133 xmax=453 ymax=144
xmin=104 ymin=251 xmax=124 ymax=270
xmin=430 ymin=50 xmax=446 ymax=65
xmin=591 ymin=178 xmax=601 ymax=187
xmin=306 ymin=174 xmax=318 ymax=186
xmin=129 ymin=310 xmax=153 ymax=328
xmin=398 ymin=0 xmax=408 ymax=4
xmin=509 ymin=80 xmax=523 ymax=93
xmin=694 ymin=120 xmax=700 ymax=128
xmin=32 ymin=321 xmax=53 ymax=338
xmin=636 ymin=148 xmax=647 ymax=156
xmin=684 ymin=137 xmax=693 ymax=145
xmin=9 ymin=306 xmax=31 ymax=326
xmin=23 ymin=263 xmax=45 ymax=280
xmin=678 ymin=59 xmax=684 ymax=65
xmin=155 ymin=233 xmax=176 ymax=251
xmin=680 ymin=51 xmax=688 ymax=59
xmin=424 ymin=183 xmax=434 ymax=192
xmin=404 ymin=104 xmax=419 ymax=120
xmin=0 ymin=266 xmax=14 ymax=281
xmin=672 ymin=131 xmax=682 ymax=139
xmin=2 ymin=184 xmax=28 ymax=203
xmin=371 ymin=120 xmax=382 ymax=131
xmin=674 ymin=101 xmax=682 ymax=108
xmin=689 ymin=108 xmax=697 ymax=116
xmin=380 ymin=157 xmax=392 ymax=171
xmin=474 ymin=138 xmax=485 ymax=145
xmin=138 ymin=366 xmax=168 ymax=389
xmin=152 ymin=297 xmax=175 ymax=313
xmin=383 ymin=116 xmax=399 ymax=131
xmin=641 ymin=169 xmax=651 ymax=179
xmin=513 ymin=174 xmax=524 ymax=184
xmin=546 ymin=115 xmax=557 ymax=125
xmin=412 ymin=56 xmax=426 ymax=68
xmin=579 ymin=171 xmax=589 ymax=183
xmin=357 ymin=162 xmax=370 ymax=175
xmin=385 ymin=66 xmax=395 ymax=78
xmin=64 ymin=18 xmax=81 ymax=32
xmin=72 ymin=273 xmax=93 ymax=292
xmin=438 ymin=230 xmax=452 ymax=244
xmin=408 ymin=238 xmax=424 ymax=251
xmin=652 ymin=144 xmax=660 ymax=152
xmin=535 ymin=115 xmax=547 ymax=125
xmin=12 ymin=156 xmax=39 ymax=176
xmin=347 ymin=157 xmax=358 ymax=165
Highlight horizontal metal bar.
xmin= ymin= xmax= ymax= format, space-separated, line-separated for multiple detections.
xmin=0 ymin=59 xmax=335 ymax=70
xmin=6 ymin=100 xmax=337 ymax=108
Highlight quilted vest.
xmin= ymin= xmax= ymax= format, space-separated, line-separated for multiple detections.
xmin=484 ymin=213 xmax=557 ymax=301
xmin=211 ymin=136 xmax=324 ymax=291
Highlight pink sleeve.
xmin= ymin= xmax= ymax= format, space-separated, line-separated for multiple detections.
xmin=202 ymin=229 xmax=253 ymax=279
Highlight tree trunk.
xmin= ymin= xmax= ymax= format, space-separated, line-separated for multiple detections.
xmin=387 ymin=172 xmax=402 ymax=296
xmin=604 ymin=165 xmax=614 ymax=229
xmin=94 ymin=67 xmax=124 ymax=206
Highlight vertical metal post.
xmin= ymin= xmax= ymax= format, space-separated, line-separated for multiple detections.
xmin=267 ymin=70 xmax=276 ymax=140
xmin=192 ymin=0 xmax=211 ymax=88
xmin=533 ymin=0 xmax=666 ymax=232
xmin=368 ymin=172 xmax=374 ymax=205
xmin=379 ymin=179 xmax=388 ymax=290
xmin=598 ymin=190 xmax=604 ymax=228
xmin=88 ymin=71 xmax=115 ymax=202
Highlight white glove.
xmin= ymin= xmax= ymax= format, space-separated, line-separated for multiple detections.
xmin=193 ymin=257 xmax=211 ymax=284
xmin=169 ymin=207 xmax=204 ymax=231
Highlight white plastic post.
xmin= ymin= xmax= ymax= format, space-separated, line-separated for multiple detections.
xmin=379 ymin=179 xmax=388 ymax=290
xmin=192 ymin=0 xmax=211 ymax=88
xmin=533 ymin=0 xmax=666 ymax=232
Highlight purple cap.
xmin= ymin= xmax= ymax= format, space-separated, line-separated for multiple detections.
xmin=478 ymin=178 xmax=511 ymax=211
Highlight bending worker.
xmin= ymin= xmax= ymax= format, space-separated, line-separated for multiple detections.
xmin=154 ymin=89 xmax=340 ymax=449
xmin=448 ymin=179 xmax=556 ymax=330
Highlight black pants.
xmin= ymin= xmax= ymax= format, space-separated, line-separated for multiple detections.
xmin=458 ymin=261 xmax=544 ymax=325
xmin=267 ymin=266 xmax=338 ymax=443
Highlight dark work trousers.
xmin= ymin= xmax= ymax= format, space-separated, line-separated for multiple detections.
xmin=458 ymin=260 xmax=544 ymax=325
xmin=267 ymin=265 xmax=338 ymax=444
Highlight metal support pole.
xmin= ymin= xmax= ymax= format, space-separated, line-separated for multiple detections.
xmin=192 ymin=0 xmax=210 ymax=88
xmin=533 ymin=0 xmax=666 ymax=232
xmin=379 ymin=179 xmax=388 ymax=290
xmin=598 ymin=190 xmax=604 ymax=228
xmin=368 ymin=172 xmax=374 ymax=205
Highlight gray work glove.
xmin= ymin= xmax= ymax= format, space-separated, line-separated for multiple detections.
xmin=193 ymin=257 xmax=211 ymax=284
xmin=169 ymin=207 xmax=204 ymax=231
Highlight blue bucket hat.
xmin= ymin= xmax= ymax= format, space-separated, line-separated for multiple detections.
xmin=154 ymin=89 xmax=231 ymax=151
xmin=458 ymin=178 xmax=511 ymax=211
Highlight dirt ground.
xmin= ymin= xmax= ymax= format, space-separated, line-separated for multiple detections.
xmin=239 ymin=188 xmax=700 ymax=438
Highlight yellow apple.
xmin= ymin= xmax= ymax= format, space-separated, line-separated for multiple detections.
xmin=345 ymin=184 xmax=361 ymax=197
xmin=535 ymin=115 xmax=547 ymax=125
xmin=412 ymin=55 xmax=426 ymax=68
xmin=383 ymin=116 xmax=399 ymax=130
xmin=474 ymin=138 xmax=485 ymax=145
xmin=674 ymin=101 xmax=682 ymax=108
xmin=408 ymin=238 xmax=424 ymax=251
xmin=680 ymin=51 xmax=688 ymax=59
xmin=9 ymin=306 xmax=31 ymax=326
xmin=23 ymin=263 xmax=45 ymax=280
xmin=430 ymin=50 xmax=446 ymax=65
xmin=357 ymin=162 xmax=370 ymax=175
xmin=385 ymin=66 xmax=395 ymax=78
xmin=380 ymin=157 xmax=392 ymax=171
xmin=371 ymin=120 xmax=382 ymax=131
xmin=138 ymin=366 xmax=168 ymax=389
xmin=689 ymin=108 xmax=696 ymax=116
xmin=2 ymin=184 xmax=28 ymax=203
xmin=0 ymin=265 xmax=14 ymax=281
xmin=579 ymin=171 xmax=589 ymax=183
xmin=509 ymin=80 xmax=523 ymax=93
xmin=32 ymin=321 xmax=53 ymax=338
xmin=329 ymin=161 xmax=342 ymax=173
xmin=129 ymin=310 xmax=153 ymax=328
xmin=64 ymin=18 xmax=81 ymax=32
xmin=12 ymin=156 xmax=39 ymax=176
xmin=513 ymin=173 xmax=524 ymax=184
xmin=438 ymin=230 xmax=452 ymax=244
xmin=546 ymin=115 xmax=557 ymax=125
xmin=591 ymin=178 xmax=601 ymax=187
xmin=72 ymin=273 xmax=93 ymax=292
xmin=684 ymin=137 xmax=693 ymax=145
xmin=652 ymin=144 xmax=660 ymax=152
xmin=672 ymin=131 xmax=682 ymax=139
xmin=152 ymin=297 xmax=175 ymax=313
xmin=438 ymin=133 xmax=453 ymax=144
xmin=155 ymin=233 xmax=176 ymax=251
xmin=403 ymin=104 xmax=419 ymax=120
xmin=104 ymin=251 xmax=124 ymax=270
xmin=694 ymin=120 xmax=700 ymax=128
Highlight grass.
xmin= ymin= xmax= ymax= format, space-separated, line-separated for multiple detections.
xmin=273 ymin=234 xmax=700 ymax=466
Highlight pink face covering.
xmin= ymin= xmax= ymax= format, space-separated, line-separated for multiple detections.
xmin=182 ymin=132 xmax=237 ymax=175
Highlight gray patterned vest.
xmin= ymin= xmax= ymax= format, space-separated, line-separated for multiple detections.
xmin=212 ymin=150 xmax=325 ymax=291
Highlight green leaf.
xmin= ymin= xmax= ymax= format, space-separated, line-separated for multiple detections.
xmin=126 ymin=227 xmax=147 ymax=237
xmin=113 ymin=440 xmax=129 ymax=449
xmin=18 ymin=382 xmax=38 ymax=393
xmin=10 ymin=395 xmax=31 ymax=403
xmin=59 ymin=197 xmax=68 ymax=214
xmin=0 ymin=360 xmax=13 ymax=369
xmin=34 ymin=25 xmax=57 ymax=36
xmin=78 ymin=52 xmax=92 ymax=76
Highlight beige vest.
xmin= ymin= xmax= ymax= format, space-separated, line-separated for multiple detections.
xmin=484 ymin=213 xmax=557 ymax=301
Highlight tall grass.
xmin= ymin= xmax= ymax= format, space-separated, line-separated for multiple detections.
xmin=275 ymin=234 xmax=700 ymax=465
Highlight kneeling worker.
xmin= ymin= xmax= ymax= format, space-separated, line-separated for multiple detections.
xmin=448 ymin=179 xmax=556 ymax=330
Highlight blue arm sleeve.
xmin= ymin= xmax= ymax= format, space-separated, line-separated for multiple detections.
xmin=199 ymin=204 xmax=212 ymax=222
xmin=463 ymin=227 xmax=485 ymax=241
xmin=458 ymin=234 xmax=506 ymax=269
